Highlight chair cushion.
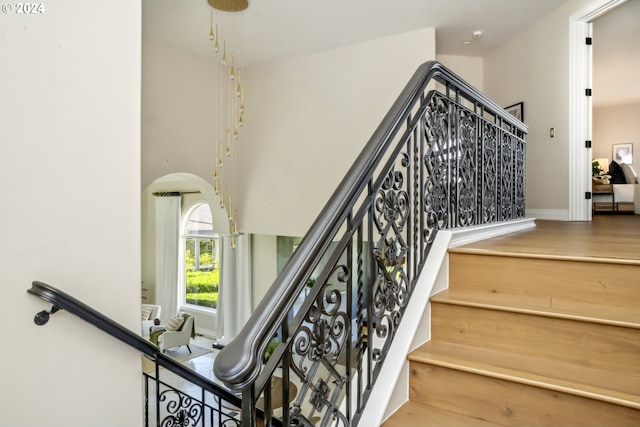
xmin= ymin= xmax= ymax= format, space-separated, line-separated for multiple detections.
xmin=165 ymin=316 xmax=185 ymax=331
xmin=141 ymin=307 xmax=153 ymax=321
xmin=142 ymin=319 xmax=155 ymax=336
xmin=609 ymin=161 xmax=627 ymax=184
xmin=621 ymin=163 xmax=638 ymax=184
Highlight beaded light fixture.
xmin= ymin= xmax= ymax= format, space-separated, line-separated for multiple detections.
xmin=207 ymin=0 xmax=247 ymax=247
xmin=207 ymin=0 xmax=248 ymax=12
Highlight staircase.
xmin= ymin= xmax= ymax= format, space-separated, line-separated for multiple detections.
xmin=383 ymin=237 xmax=640 ymax=426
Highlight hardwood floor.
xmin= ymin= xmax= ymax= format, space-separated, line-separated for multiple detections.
xmin=457 ymin=215 xmax=640 ymax=261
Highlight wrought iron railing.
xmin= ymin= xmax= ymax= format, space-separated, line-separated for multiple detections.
xmin=213 ymin=61 xmax=527 ymax=426
xmin=27 ymin=281 xmax=250 ymax=426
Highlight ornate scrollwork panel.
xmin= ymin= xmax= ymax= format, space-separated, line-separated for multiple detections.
xmin=481 ymin=121 xmax=498 ymax=223
xmin=500 ymin=132 xmax=515 ymax=221
xmin=370 ymin=269 xmax=409 ymax=352
xmin=373 ymin=154 xmax=410 ymax=235
xmin=158 ymin=389 xmax=203 ymax=427
xmin=515 ymin=138 xmax=526 ymax=218
xmin=367 ymin=138 xmax=415 ymax=379
xmin=144 ymin=375 xmax=240 ymax=427
xmin=456 ymin=108 xmax=478 ymax=226
xmin=290 ymin=265 xmax=351 ymax=426
xmin=423 ymin=94 xmax=451 ymax=231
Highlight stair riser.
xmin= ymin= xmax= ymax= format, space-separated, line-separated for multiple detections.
xmin=449 ymin=253 xmax=640 ymax=307
xmin=409 ymin=363 xmax=640 ymax=427
xmin=431 ymin=303 xmax=640 ymax=375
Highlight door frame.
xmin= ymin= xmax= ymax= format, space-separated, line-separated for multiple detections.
xmin=568 ymin=0 xmax=628 ymax=220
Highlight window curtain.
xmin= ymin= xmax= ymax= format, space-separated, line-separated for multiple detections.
xmin=155 ymin=194 xmax=181 ymax=323
xmin=235 ymin=233 xmax=252 ymax=331
xmin=216 ymin=233 xmax=252 ymax=344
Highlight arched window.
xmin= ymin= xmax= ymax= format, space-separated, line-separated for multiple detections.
xmin=182 ymin=203 xmax=220 ymax=310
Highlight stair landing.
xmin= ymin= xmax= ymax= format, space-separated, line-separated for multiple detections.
xmin=456 ymin=216 xmax=640 ymax=261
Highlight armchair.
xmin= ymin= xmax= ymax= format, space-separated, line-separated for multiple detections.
xmin=141 ymin=304 xmax=162 ymax=336
xmin=142 ymin=304 xmax=162 ymax=320
xmin=152 ymin=314 xmax=195 ymax=353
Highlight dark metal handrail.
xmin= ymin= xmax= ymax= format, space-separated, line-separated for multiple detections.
xmin=27 ymin=281 xmax=243 ymax=420
xmin=214 ymin=60 xmax=527 ymax=425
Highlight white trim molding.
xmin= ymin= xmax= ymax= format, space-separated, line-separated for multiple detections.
xmin=449 ymin=218 xmax=536 ymax=248
xmin=526 ymin=208 xmax=569 ymax=221
xmin=569 ymin=0 xmax=629 ymax=221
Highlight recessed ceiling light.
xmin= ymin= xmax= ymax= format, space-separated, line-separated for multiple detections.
xmin=462 ymin=40 xmax=472 ymax=45
xmin=473 ymin=30 xmax=483 ymax=39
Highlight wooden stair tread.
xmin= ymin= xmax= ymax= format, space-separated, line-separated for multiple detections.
xmin=410 ymin=341 xmax=640 ymax=409
xmin=449 ymin=246 xmax=640 ymax=265
xmin=431 ymin=289 xmax=640 ymax=328
xmin=382 ymin=400 xmax=505 ymax=427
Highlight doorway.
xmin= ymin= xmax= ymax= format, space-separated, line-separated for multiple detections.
xmin=568 ymin=0 xmax=633 ymax=220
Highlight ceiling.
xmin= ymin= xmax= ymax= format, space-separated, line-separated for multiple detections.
xmin=142 ymin=0 xmax=572 ymax=66
xmin=142 ymin=0 xmax=639 ymax=107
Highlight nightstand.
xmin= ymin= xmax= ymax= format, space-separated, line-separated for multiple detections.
xmin=592 ymin=184 xmax=616 ymax=213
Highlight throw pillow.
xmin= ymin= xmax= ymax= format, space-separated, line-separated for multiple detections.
xmin=621 ymin=163 xmax=638 ymax=184
xmin=608 ymin=161 xmax=627 ymax=184
xmin=141 ymin=307 xmax=153 ymax=321
xmin=165 ymin=316 xmax=185 ymax=331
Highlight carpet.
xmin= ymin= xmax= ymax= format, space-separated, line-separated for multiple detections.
xmin=165 ymin=344 xmax=212 ymax=363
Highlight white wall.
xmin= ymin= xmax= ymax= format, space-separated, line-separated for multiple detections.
xmin=239 ymin=28 xmax=436 ymax=237
xmin=484 ymin=0 xmax=593 ymax=218
xmin=436 ymin=54 xmax=484 ymax=92
xmin=0 ymin=1 xmax=142 ymax=426
xmin=593 ymin=102 xmax=640 ymax=168
xmin=142 ymin=40 xmax=218 ymax=189
xmin=251 ymin=234 xmax=279 ymax=309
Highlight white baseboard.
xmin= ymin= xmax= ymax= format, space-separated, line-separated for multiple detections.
xmin=449 ymin=218 xmax=537 ymax=248
xmin=195 ymin=328 xmax=217 ymax=339
xmin=359 ymin=232 xmax=452 ymax=427
xmin=526 ymin=209 xmax=569 ymax=221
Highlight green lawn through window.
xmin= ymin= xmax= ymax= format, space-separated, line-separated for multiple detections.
xmin=185 ymin=270 xmax=219 ymax=309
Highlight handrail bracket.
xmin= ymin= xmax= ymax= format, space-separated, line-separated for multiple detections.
xmin=34 ymin=304 xmax=62 ymax=325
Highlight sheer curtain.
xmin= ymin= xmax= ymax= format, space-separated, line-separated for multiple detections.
xmin=234 ymin=233 xmax=252 ymax=331
xmin=216 ymin=233 xmax=252 ymax=344
xmin=155 ymin=194 xmax=181 ymax=322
